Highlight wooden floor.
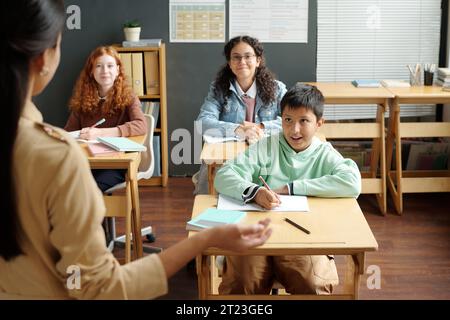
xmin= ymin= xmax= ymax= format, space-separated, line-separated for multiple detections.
xmin=114 ymin=177 xmax=450 ymax=300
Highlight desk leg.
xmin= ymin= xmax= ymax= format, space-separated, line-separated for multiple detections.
xmin=129 ymin=163 xmax=143 ymax=259
xmin=125 ymin=181 xmax=132 ymax=263
xmin=208 ymin=165 xmax=217 ymax=195
xmin=344 ymin=253 xmax=364 ymax=300
xmin=370 ymin=103 xmax=387 ymax=215
xmin=386 ymin=99 xmax=403 ymax=214
xmin=196 ymin=255 xmax=210 ymax=300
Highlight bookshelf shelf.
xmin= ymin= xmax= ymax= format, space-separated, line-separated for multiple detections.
xmin=114 ymin=43 xmax=168 ymax=187
xmin=139 ymin=94 xmax=161 ymax=99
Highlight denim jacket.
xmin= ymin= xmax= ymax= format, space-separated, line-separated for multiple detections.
xmin=196 ymin=80 xmax=287 ymax=137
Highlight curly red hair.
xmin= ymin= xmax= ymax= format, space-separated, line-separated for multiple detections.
xmin=69 ymin=46 xmax=134 ymax=115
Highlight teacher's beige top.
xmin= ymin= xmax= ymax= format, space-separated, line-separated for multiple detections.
xmin=0 ymin=102 xmax=167 ymax=300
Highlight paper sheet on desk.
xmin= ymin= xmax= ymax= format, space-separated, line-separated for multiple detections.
xmin=203 ymin=135 xmax=242 ymax=144
xmin=68 ymin=130 xmax=80 ymax=138
xmin=218 ymin=194 xmax=309 ymax=212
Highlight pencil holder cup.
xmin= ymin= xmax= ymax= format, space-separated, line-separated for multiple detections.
xmin=409 ymin=70 xmax=421 ymax=86
xmin=424 ymin=71 xmax=434 ymax=86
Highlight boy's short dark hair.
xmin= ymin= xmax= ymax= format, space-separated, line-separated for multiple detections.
xmin=280 ymin=83 xmax=324 ymax=119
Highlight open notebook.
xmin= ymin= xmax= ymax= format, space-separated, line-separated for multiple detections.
xmin=217 ymin=194 xmax=309 ymax=212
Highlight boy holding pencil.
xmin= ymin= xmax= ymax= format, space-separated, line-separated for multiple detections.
xmin=214 ymin=83 xmax=361 ymax=295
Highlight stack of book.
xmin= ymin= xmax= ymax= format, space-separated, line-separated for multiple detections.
xmin=435 ymin=68 xmax=450 ymax=90
xmin=186 ymin=208 xmax=246 ymax=231
xmin=97 ymin=137 xmax=147 ymax=152
xmin=87 ymin=143 xmax=124 ymax=157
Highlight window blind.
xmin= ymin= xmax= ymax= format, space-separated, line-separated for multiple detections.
xmin=317 ymin=0 xmax=442 ymax=120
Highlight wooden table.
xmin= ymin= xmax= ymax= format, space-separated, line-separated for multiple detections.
xmin=200 ymin=141 xmax=247 ymax=195
xmin=307 ymin=82 xmax=394 ymax=215
xmin=385 ymin=86 xmax=450 ymax=214
xmin=190 ymin=195 xmax=378 ymax=300
xmin=82 ymin=136 xmax=145 ymax=263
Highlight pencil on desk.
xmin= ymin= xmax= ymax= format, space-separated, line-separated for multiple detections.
xmin=284 ymin=217 xmax=310 ymax=235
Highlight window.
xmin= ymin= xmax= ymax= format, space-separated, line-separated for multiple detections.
xmin=317 ymin=0 xmax=442 ymax=120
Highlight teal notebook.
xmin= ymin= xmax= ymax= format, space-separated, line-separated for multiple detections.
xmin=97 ymin=137 xmax=146 ymax=152
xmin=186 ymin=209 xmax=246 ymax=231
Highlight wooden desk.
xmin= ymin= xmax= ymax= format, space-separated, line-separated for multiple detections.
xmin=81 ymin=136 xmax=145 ymax=263
xmin=200 ymin=141 xmax=247 ymax=195
xmin=307 ymin=82 xmax=394 ymax=215
xmin=191 ymin=195 xmax=378 ymax=300
xmin=385 ymin=86 xmax=450 ymax=214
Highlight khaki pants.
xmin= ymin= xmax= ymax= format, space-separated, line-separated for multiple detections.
xmin=219 ymin=255 xmax=339 ymax=295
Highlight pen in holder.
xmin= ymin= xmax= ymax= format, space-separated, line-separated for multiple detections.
xmin=423 ymin=63 xmax=436 ymax=86
xmin=408 ymin=64 xmax=422 ymax=86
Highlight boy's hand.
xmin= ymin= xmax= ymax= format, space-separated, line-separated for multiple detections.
xmin=255 ymin=188 xmax=281 ymax=210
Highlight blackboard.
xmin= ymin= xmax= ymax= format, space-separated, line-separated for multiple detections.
xmin=35 ymin=0 xmax=317 ymax=175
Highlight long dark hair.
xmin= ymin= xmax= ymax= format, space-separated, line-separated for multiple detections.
xmin=0 ymin=0 xmax=65 ymax=261
xmin=214 ymin=35 xmax=277 ymax=105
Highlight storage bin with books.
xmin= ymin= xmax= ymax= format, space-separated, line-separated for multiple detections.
xmin=114 ymin=42 xmax=168 ymax=186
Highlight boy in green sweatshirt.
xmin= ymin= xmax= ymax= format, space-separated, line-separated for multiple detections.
xmin=214 ymin=83 xmax=361 ymax=295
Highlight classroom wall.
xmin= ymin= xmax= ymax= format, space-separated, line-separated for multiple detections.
xmin=34 ymin=0 xmax=317 ymax=175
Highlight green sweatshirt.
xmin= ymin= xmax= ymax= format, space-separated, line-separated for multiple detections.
xmin=214 ymin=133 xmax=361 ymax=200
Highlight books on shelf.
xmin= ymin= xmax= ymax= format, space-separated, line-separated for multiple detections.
xmin=186 ymin=208 xmax=246 ymax=231
xmin=144 ymin=51 xmax=160 ymax=95
xmin=141 ymin=101 xmax=160 ymax=125
xmin=406 ymin=142 xmax=450 ymax=170
xmin=87 ymin=143 xmax=124 ymax=157
xmin=351 ymin=80 xmax=381 ymax=88
xmin=381 ymin=79 xmax=411 ymax=88
xmin=119 ymin=53 xmax=144 ymax=96
xmin=122 ymin=39 xmax=162 ymax=48
xmin=96 ymin=137 xmax=146 ymax=152
xmin=152 ymin=136 xmax=161 ymax=177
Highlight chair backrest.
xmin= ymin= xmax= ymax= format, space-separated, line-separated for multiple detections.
xmin=137 ymin=114 xmax=155 ymax=180
xmin=104 ymin=114 xmax=155 ymax=194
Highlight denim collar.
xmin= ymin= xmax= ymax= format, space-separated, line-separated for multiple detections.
xmin=230 ymin=79 xmax=257 ymax=99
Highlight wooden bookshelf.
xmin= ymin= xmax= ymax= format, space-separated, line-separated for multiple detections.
xmin=114 ymin=44 xmax=168 ymax=187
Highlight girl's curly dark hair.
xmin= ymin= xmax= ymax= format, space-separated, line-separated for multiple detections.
xmin=214 ymin=35 xmax=277 ymax=105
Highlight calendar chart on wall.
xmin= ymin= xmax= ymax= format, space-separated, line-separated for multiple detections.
xmin=170 ymin=0 xmax=226 ymax=43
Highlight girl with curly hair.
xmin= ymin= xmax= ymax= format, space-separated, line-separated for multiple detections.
xmin=197 ymin=35 xmax=286 ymax=140
xmin=194 ymin=36 xmax=287 ymax=194
xmin=65 ymin=46 xmax=147 ymax=192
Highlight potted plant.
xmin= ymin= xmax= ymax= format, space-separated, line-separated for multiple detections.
xmin=123 ymin=20 xmax=141 ymax=42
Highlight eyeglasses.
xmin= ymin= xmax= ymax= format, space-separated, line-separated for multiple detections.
xmin=230 ymin=54 xmax=257 ymax=63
